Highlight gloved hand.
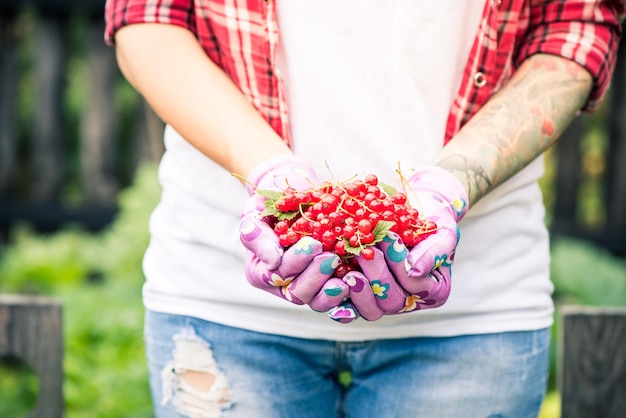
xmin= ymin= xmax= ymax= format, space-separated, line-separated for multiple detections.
xmin=330 ymin=166 xmax=468 ymax=321
xmin=239 ymin=155 xmax=349 ymax=311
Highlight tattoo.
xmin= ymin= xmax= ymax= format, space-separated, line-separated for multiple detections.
xmin=435 ymin=54 xmax=592 ymax=206
xmin=435 ymin=155 xmax=491 ymax=203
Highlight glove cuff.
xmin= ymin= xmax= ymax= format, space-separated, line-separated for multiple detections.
xmin=245 ymin=154 xmax=317 ymax=195
xmin=407 ymin=166 xmax=469 ymax=222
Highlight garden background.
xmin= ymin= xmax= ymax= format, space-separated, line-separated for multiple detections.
xmin=1 ymin=4 xmax=625 ymax=417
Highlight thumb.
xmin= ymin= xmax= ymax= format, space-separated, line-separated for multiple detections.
xmin=406 ymin=224 xmax=458 ymax=277
xmin=239 ymin=215 xmax=283 ymax=270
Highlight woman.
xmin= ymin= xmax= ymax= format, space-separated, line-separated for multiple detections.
xmin=105 ymin=1 xmax=623 ymax=416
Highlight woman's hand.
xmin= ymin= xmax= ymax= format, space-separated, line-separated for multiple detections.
xmin=332 ymin=166 xmax=468 ymax=321
xmin=240 ymin=155 xmax=349 ymax=311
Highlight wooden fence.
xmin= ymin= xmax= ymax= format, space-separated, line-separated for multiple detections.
xmin=559 ymin=306 xmax=626 ymax=418
xmin=0 ymin=294 xmax=63 ymax=418
xmin=0 ymin=2 xmax=164 ymax=240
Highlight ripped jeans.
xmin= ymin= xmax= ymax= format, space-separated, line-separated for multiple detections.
xmin=145 ymin=310 xmax=550 ymax=418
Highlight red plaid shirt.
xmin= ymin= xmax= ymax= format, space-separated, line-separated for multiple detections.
xmin=105 ymin=0 xmax=624 ymax=146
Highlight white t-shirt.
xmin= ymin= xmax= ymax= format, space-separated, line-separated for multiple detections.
xmin=142 ymin=1 xmax=554 ymax=340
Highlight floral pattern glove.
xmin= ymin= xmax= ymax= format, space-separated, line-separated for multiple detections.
xmin=331 ymin=166 xmax=468 ymax=321
xmin=239 ymin=155 xmax=348 ymax=311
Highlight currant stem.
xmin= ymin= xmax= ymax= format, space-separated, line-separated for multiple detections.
xmin=395 ymin=162 xmax=426 ymax=215
xmin=231 ymin=172 xmax=257 ymax=189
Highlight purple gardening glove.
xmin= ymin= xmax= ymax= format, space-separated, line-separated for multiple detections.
xmin=331 ymin=166 xmax=468 ymax=321
xmin=239 ymin=155 xmax=349 ymax=311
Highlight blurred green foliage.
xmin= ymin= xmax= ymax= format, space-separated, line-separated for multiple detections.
xmin=551 ymin=238 xmax=626 ymax=307
xmin=0 ymin=163 xmax=160 ymax=417
xmin=0 ymin=357 xmax=38 ymax=418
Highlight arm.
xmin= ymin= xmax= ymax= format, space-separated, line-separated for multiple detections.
xmin=342 ymin=53 xmax=595 ymax=321
xmin=113 ymin=23 xmax=292 ymax=179
xmin=434 ymin=53 xmax=593 ymax=207
xmin=115 ymin=23 xmax=346 ymax=309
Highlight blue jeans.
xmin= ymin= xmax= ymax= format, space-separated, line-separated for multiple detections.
xmin=145 ymin=310 xmax=550 ymax=418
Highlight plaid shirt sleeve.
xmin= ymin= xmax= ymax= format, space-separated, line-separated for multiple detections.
xmin=446 ymin=0 xmax=624 ymax=143
xmin=104 ymin=0 xmax=196 ymax=45
xmin=104 ymin=0 xmax=289 ymax=144
xmin=515 ymin=0 xmax=625 ymax=111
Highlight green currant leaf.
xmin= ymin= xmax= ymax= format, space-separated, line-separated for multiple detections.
xmin=379 ymin=182 xmax=397 ymax=197
xmin=260 ymin=206 xmax=279 ymax=218
xmin=260 ymin=200 xmax=299 ymax=221
xmin=343 ymin=240 xmax=365 ymax=256
xmin=257 ymin=189 xmax=282 ymax=217
xmin=371 ymin=220 xmax=395 ymax=245
xmin=274 ymin=211 xmax=300 ymax=221
xmin=255 ymin=189 xmax=283 ymax=200
xmin=342 ymin=221 xmax=396 ymax=256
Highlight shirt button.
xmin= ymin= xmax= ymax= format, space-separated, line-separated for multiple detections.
xmin=491 ymin=0 xmax=502 ymax=6
xmin=473 ymin=72 xmax=487 ymax=88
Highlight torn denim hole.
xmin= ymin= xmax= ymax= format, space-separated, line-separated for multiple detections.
xmin=161 ymin=328 xmax=233 ymax=418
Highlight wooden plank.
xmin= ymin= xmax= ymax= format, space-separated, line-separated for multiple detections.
xmin=0 ymin=294 xmax=64 ymax=418
xmin=31 ymin=15 xmax=66 ymax=203
xmin=79 ymin=18 xmax=120 ymax=203
xmin=606 ymin=30 xmax=626 ymax=233
xmin=0 ymin=11 xmax=19 ymax=198
xmin=559 ymin=306 xmax=626 ymax=418
xmin=552 ymin=115 xmax=586 ymax=230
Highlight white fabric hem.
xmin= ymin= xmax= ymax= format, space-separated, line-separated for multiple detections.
xmin=143 ymin=293 xmax=554 ymax=341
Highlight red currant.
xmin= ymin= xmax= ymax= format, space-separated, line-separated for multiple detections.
xmin=361 ymin=247 xmax=375 ymax=260
xmin=364 ymin=174 xmax=378 ymax=186
xmin=262 ymin=172 xmax=438 ymax=270
xmin=357 ymin=219 xmax=373 ymax=234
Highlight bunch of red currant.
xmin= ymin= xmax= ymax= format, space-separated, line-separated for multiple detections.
xmin=257 ymin=174 xmax=437 ymax=277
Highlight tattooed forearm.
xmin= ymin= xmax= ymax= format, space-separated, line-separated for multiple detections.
xmin=435 ymin=154 xmax=492 ymax=197
xmin=434 ymin=53 xmax=593 ymax=206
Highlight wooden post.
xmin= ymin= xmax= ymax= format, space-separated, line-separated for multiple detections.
xmin=606 ymin=29 xmax=626 ymax=234
xmin=0 ymin=8 xmax=19 ymax=198
xmin=0 ymin=294 xmax=64 ymax=418
xmin=551 ymin=115 xmax=586 ymax=234
xmin=134 ymin=98 xmax=165 ymax=165
xmin=31 ymin=12 xmax=66 ymax=203
xmin=559 ymin=306 xmax=626 ymax=418
xmin=79 ymin=17 xmax=120 ymax=203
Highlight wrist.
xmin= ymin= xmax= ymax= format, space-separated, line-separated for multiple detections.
xmin=408 ymin=166 xmax=469 ymax=222
xmin=246 ymin=154 xmax=317 ymax=195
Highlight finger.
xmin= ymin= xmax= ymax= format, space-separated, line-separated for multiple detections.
xmin=239 ymin=215 xmax=283 ymax=270
xmin=309 ymin=278 xmax=349 ymax=312
xmin=241 ymin=192 xmax=266 ymax=214
xmin=327 ymin=300 xmax=360 ymax=324
xmin=406 ymin=225 xmax=458 ymax=277
xmin=356 ymin=246 xmax=407 ymax=314
xmin=376 ymin=231 xmax=430 ymax=294
xmin=244 ymin=251 xmax=297 ymax=301
xmin=342 ymin=271 xmax=384 ymax=321
xmin=281 ymin=252 xmax=341 ymax=304
xmin=375 ymin=231 xmax=453 ymax=310
xmin=244 ymin=237 xmax=329 ymax=304
xmin=421 ymin=264 xmax=453 ymax=308
xmin=276 ymin=236 xmax=324 ymax=278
